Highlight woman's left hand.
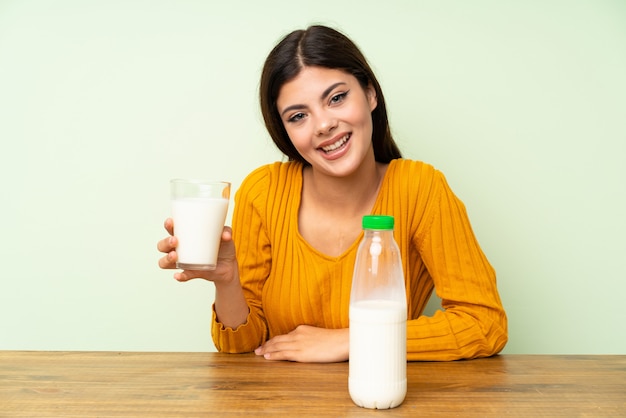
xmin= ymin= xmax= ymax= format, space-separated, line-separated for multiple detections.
xmin=254 ymin=325 xmax=349 ymax=363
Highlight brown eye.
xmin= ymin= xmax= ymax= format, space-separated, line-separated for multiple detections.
xmin=330 ymin=91 xmax=349 ymax=104
xmin=288 ymin=112 xmax=306 ymax=123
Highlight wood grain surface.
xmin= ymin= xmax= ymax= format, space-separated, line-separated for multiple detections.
xmin=1 ymin=352 xmax=624 ymax=417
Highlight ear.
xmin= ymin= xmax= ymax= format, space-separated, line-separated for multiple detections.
xmin=366 ymin=84 xmax=378 ymax=111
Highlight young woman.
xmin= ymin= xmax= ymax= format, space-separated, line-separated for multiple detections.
xmin=157 ymin=25 xmax=507 ymax=363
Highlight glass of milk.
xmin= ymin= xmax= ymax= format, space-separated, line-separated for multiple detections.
xmin=170 ymin=179 xmax=230 ymax=270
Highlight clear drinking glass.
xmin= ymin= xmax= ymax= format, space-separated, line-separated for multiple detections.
xmin=170 ymin=180 xmax=230 ymax=270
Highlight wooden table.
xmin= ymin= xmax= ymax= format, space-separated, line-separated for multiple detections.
xmin=1 ymin=352 xmax=624 ymax=417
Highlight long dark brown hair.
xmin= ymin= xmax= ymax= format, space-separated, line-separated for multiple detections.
xmin=259 ymin=25 xmax=402 ymax=165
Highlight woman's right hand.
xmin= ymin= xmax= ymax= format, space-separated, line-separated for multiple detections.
xmin=156 ymin=218 xmax=238 ymax=284
xmin=156 ymin=218 xmax=178 ymax=270
xmin=157 ymin=218 xmax=248 ymax=328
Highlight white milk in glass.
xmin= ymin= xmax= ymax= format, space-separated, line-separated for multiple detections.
xmin=349 ymin=299 xmax=407 ymax=409
xmin=172 ymin=197 xmax=229 ymax=269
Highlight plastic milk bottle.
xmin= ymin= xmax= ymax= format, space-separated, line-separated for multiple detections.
xmin=349 ymin=215 xmax=407 ymax=409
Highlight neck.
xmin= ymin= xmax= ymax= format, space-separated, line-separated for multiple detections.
xmin=304 ymin=158 xmax=385 ymax=216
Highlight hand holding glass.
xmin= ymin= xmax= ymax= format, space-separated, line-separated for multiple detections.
xmin=170 ymin=180 xmax=230 ymax=270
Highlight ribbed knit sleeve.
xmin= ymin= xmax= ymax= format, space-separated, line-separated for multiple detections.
xmin=211 ymin=164 xmax=273 ymax=353
xmin=391 ymin=161 xmax=508 ymax=360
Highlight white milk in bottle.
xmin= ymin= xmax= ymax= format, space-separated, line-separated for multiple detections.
xmin=349 ymin=215 xmax=407 ymax=409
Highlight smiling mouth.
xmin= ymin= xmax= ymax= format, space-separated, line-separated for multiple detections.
xmin=320 ymin=134 xmax=350 ymax=153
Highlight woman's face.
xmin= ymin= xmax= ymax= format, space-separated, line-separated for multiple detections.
xmin=276 ymin=66 xmax=377 ymax=177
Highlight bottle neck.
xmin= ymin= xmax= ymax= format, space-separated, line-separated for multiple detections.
xmin=364 ymin=229 xmax=393 ymax=236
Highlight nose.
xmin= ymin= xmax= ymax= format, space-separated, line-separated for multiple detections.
xmin=314 ymin=111 xmax=337 ymax=136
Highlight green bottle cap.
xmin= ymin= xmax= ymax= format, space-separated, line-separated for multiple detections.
xmin=362 ymin=215 xmax=394 ymax=230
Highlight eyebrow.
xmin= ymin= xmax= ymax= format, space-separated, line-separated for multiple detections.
xmin=280 ymin=82 xmax=348 ymax=117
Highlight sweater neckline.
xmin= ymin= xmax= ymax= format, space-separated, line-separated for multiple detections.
xmin=291 ymin=159 xmax=397 ymax=262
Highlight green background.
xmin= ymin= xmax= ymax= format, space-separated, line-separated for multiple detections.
xmin=1 ymin=0 xmax=624 ymax=354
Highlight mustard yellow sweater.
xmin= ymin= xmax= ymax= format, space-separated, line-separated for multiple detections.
xmin=212 ymin=159 xmax=507 ymax=361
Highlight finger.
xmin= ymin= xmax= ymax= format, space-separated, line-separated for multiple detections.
xmin=174 ymin=269 xmax=212 ymax=283
xmin=158 ymin=250 xmax=177 ymax=269
xmin=256 ymin=336 xmax=294 ymax=355
xmin=261 ymin=346 xmax=301 ymax=362
xmin=164 ymin=218 xmax=174 ymax=236
xmin=254 ymin=333 xmax=306 ymax=361
xmin=256 ymin=334 xmax=287 ymax=351
xmin=221 ymin=226 xmax=233 ymax=241
xmin=156 ymin=236 xmax=177 ymax=253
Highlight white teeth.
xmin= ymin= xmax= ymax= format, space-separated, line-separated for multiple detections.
xmin=321 ymin=135 xmax=350 ymax=152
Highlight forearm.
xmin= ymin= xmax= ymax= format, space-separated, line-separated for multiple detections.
xmin=213 ymin=265 xmax=249 ymax=329
xmin=406 ymin=306 xmax=508 ymax=361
